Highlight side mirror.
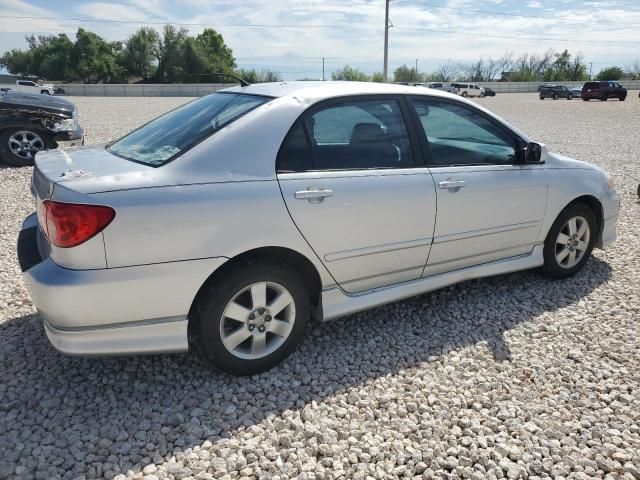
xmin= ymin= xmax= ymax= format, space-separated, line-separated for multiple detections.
xmin=524 ymin=142 xmax=546 ymax=164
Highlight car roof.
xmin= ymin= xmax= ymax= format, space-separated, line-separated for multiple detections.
xmin=221 ymin=80 xmax=457 ymax=101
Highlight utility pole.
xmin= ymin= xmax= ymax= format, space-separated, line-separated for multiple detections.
xmin=322 ymin=57 xmax=325 ymax=81
xmin=383 ymin=0 xmax=390 ymax=82
xmin=415 ymin=58 xmax=418 ymax=72
xmin=589 ymin=62 xmax=593 ymax=80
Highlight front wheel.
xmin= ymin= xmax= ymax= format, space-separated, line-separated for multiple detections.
xmin=0 ymin=128 xmax=52 ymax=167
xmin=553 ymin=93 xmax=559 ymax=100
xmin=568 ymin=94 xmax=573 ymax=100
xmin=461 ymin=91 xmax=468 ymax=97
xmin=193 ymin=262 xmax=310 ymax=375
xmin=543 ymin=203 xmax=596 ymax=278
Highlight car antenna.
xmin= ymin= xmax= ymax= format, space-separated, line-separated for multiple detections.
xmin=187 ymin=73 xmax=250 ymax=87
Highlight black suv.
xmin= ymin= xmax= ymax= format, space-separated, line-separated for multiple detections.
xmin=539 ymin=85 xmax=573 ymax=100
xmin=581 ymin=81 xmax=627 ymax=101
xmin=0 ymin=91 xmax=83 ymax=166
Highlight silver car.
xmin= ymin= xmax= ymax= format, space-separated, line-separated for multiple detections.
xmin=18 ymin=82 xmax=619 ymax=375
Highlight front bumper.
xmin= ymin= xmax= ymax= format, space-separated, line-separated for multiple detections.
xmin=17 ymin=213 xmax=228 ymax=355
xmin=597 ymin=189 xmax=620 ymax=250
xmin=53 ymin=125 xmax=84 ymax=149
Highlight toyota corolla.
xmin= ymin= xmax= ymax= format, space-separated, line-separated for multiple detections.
xmin=17 ymin=82 xmax=619 ymax=375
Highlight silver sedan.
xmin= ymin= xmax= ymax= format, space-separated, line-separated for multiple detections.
xmin=18 ymin=82 xmax=619 ymax=375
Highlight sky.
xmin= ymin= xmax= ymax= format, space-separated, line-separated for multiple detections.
xmin=1 ymin=0 xmax=639 ymax=80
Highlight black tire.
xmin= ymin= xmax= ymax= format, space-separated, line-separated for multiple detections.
xmin=193 ymin=262 xmax=310 ymax=375
xmin=461 ymin=91 xmax=468 ymax=97
xmin=620 ymin=95 xmax=626 ymax=102
xmin=637 ymin=183 xmax=640 ymax=199
xmin=0 ymin=128 xmax=53 ymax=167
xmin=582 ymin=97 xmax=588 ymax=101
xmin=601 ymin=96 xmax=607 ymax=101
xmin=568 ymin=94 xmax=573 ymax=100
xmin=553 ymin=93 xmax=559 ymax=100
xmin=543 ymin=203 xmax=597 ymax=278
xmin=539 ymin=96 xmax=544 ymax=100
xmin=41 ymin=90 xmax=50 ymax=95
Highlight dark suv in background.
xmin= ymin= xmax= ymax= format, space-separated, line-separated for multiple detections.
xmin=581 ymin=81 xmax=627 ymax=101
xmin=539 ymin=85 xmax=574 ymax=100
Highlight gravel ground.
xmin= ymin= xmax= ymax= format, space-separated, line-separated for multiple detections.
xmin=1 ymin=93 xmax=639 ymax=480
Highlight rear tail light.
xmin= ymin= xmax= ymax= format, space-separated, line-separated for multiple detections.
xmin=43 ymin=201 xmax=115 ymax=248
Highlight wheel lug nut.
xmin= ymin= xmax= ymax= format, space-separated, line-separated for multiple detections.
xmin=248 ymin=325 xmax=254 ymax=331
xmin=258 ymin=308 xmax=265 ymax=314
xmin=265 ymin=315 xmax=272 ymax=322
xmin=249 ymin=313 xmax=254 ymax=320
xmin=258 ymin=326 xmax=265 ymax=332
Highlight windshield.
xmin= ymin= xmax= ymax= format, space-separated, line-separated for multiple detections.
xmin=108 ymin=93 xmax=270 ymax=166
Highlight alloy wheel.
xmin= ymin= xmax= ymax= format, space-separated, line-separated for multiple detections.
xmin=555 ymin=216 xmax=590 ymax=269
xmin=8 ymin=130 xmax=45 ymax=160
xmin=219 ymin=281 xmax=296 ymax=360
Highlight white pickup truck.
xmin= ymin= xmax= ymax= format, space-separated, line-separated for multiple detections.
xmin=15 ymin=80 xmax=55 ymax=95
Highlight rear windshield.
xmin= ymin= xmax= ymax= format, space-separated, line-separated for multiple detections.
xmin=108 ymin=93 xmax=270 ymax=166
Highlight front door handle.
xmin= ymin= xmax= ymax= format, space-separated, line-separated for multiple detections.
xmin=438 ymin=179 xmax=466 ymax=191
xmin=294 ymin=187 xmax=334 ymax=202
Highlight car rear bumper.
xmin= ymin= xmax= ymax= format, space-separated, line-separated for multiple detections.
xmin=17 ymin=213 xmax=228 ymax=355
xmin=43 ymin=317 xmax=189 ymax=356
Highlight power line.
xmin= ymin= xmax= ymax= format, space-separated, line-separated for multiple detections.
xmin=3 ymin=14 xmax=640 ymax=46
xmin=394 ymin=25 xmax=640 ymax=44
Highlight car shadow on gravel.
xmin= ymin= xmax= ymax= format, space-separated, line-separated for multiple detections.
xmin=0 ymin=257 xmax=611 ymax=477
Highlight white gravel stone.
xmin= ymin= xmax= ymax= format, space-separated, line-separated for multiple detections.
xmin=1 ymin=94 xmax=640 ymax=479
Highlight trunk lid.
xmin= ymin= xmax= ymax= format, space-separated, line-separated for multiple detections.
xmin=32 ymin=146 xmax=162 ymax=200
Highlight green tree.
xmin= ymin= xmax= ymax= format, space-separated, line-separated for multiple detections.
xmin=123 ymin=28 xmax=159 ymax=81
xmin=0 ymin=48 xmax=33 ymax=77
xmin=236 ymin=68 xmax=260 ymax=83
xmin=596 ymin=66 xmax=624 ymax=81
xmin=370 ymin=72 xmax=384 ymax=82
xmin=393 ymin=64 xmax=422 ymax=83
xmin=154 ymin=25 xmax=188 ymax=83
xmin=195 ymin=28 xmax=236 ymax=73
xmin=331 ymin=65 xmax=369 ymax=81
xmin=72 ymin=29 xmax=126 ymax=83
xmin=235 ymin=68 xmax=282 ymax=83
xmin=1 ymin=34 xmax=75 ymax=80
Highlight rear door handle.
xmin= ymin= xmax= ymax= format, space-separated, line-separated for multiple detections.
xmin=294 ymin=188 xmax=334 ymax=202
xmin=438 ymin=179 xmax=466 ymax=190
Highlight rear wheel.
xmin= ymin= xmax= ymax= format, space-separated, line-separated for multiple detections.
xmin=193 ymin=262 xmax=310 ymax=375
xmin=601 ymin=95 xmax=607 ymax=101
xmin=0 ymin=128 xmax=53 ymax=167
xmin=543 ymin=203 xmax=596 ymax=278
xmin=553 ymin=93 xmax=559 ymax=100
xmin=568 ymin=93 xmax=573 ymax=100
xmin=462 ymin=91 xmax=468 ymax=97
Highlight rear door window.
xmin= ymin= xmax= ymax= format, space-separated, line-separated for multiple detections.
xmin=108 ymin=93 xmax=270 ymax=166
xmin=278 ymin=98 xmax=414 ymax=171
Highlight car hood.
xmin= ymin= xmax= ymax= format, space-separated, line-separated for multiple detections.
xmin=0 ymin=92 xmax=75 ymax=116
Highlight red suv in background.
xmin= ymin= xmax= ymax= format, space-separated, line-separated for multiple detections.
xmin=581 ymin=81 xmax=627 ymax=101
